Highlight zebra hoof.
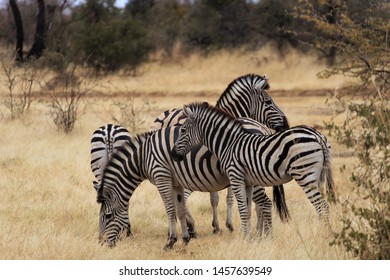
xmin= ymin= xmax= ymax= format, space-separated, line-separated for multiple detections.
xmin=183 ymin=236 xmax=191 ymax=245
xmin=163 ymin=237 xmax=177 ymax=251
xmin=213 ymin=228 xmax=222 ymax=234
xmin=188 ymin=224 xmax=197 ymax=238
xmin=226 ymin=224 xmax=234 ymax=232
xmin=189 ymin=231 xmax=197 ymax=239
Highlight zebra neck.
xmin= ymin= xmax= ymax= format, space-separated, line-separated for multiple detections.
xmin=216 ymin=95 xmax=250 ymax=118
xmin=201 ymin=117 xmax=242 ymax=162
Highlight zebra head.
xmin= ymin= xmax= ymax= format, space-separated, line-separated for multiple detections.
xmin=171 ymin=104 xmax=204 ymax=161
xmin=216 ymin=74 xmax=289 ymax=131
xmin=252 ymin=75 xmax=289 ymax=131
xmin=96 ymin=185 xmax=131 ymax=247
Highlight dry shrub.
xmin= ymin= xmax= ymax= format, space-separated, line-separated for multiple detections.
xmin=48 ymin=66 xmax=94 ymax=133
xmin=0 ymin=57 xmax=39 ymax=119
xmin=111 ymin=95 xmax=155 ymax=135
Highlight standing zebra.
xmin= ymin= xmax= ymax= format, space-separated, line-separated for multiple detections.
xmin=171 ymin=102 xmax=336 ymax=236
xmin=96 ymin=118 xmax=279 ymax=249
xmin=151 ymin=74 xmax=288 ymax=132
xmin=152 ymin=74 xmax=290 ymax=233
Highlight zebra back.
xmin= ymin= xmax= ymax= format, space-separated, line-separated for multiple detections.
xmin=150 ymin=108 xmax=186 ymax=131
xmin=91 ymin=124 xmax=131 ymax=190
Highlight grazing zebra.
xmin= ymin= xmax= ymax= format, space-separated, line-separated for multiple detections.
xmin=151 ymin=74 xmax=290 ymax=233
xmin=171 ymin=102 xmax=336 ymax=236
xmin=90 ymin=124 xmax=132 ymax=236
xmin=96 ymin=118 xmax=279 ymax=249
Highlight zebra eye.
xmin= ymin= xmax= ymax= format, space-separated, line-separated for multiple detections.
xmin=265 ymin=99 xmax=273 ymax=105
xmin=105 ymin=212 xmax=113 ymax=220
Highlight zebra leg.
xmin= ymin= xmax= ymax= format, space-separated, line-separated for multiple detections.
xmin=291 ymin=159 xmax=331 ymax=228
xmin=255 ymin=204 xmax=264 ymax=236
xmin=210 ymin=192 xmax=221 ymax=233
xmin=184 ymin=188 xmax=197 ymax=238
xmin=226 ymin=186 xmax=235 ymax=232
xmin=155 ymin=179 xmax=178 ymax=250
xmin=173 ymin=187 xmax=191 ymax=245
xmin=302 ymin=184 xmax=330 ymax=227
xmin=246 ymin=185 xmax=253 ymax=235
xmin=253 ymin=186 xmax=272 ymax=237
xmin=185 ymin=208 xmax=197 ymax=239
xmin=229 ymin=176 xmax=251 ymax=236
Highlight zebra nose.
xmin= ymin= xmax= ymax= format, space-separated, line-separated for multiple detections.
xmin=171 ymin=146 xmax=184 ymax=162
xmin=274 ymin=116 xmax=290 ymax=131
xmin=282 ymin=116 xmax=290 ymax=129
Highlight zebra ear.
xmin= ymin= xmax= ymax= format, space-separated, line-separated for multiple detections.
xmin=93 ymin=181 xmax=99 ymax=192
xmin=255 ymin=75 xmax=269 ymax=91
xmin=183 ymin=105 xmax=195 ymax=121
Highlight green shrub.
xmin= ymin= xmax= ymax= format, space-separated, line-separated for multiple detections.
xmin=296 ymin=0 xmax=390 ymax=259
xmin=72 ymin=17 xmax=153 ymax=73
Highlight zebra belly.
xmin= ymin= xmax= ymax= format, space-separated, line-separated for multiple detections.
xmin=240 ymin=151 xmax=293 ymax=186
xmin=244 ymin=173 xmax=292 ymax=187
xmin=171 ymin=145 xmax=231 ymax=192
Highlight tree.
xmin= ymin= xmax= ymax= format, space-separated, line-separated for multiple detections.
xmin=293 ymin=0 xmax=342 ymax=65
xmin=125 ymin=0 xmax=154 ymax=19
xmin=27 ymin=0 xmax=46 ymax=59
xmin=9 ymin=0 xmax=24 ymax=61
xmin=182 ymin=0 xmax=253 ymax=51
xmin=296 ymin=0 xmax=390 ymax=259
xmin=146 ymin=1 xmax=187 ymax=57
xmin=8 ymin=0 xmax=46 ymax=61
xmin=70 ymin=0 xmax=153 ymax=73
xmin=249 ymin=0 xmax=297 ymax=50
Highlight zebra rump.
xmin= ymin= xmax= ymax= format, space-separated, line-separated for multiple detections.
xmin=90 ymin=124 xmax=131 ymax=189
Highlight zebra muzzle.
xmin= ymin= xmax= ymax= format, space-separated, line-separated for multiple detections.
xmin=171 ymin=146 xmax=185 ymax=162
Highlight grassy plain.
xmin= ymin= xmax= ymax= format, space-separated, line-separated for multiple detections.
xmin=0 ymin=46 xmax=356 ymax=259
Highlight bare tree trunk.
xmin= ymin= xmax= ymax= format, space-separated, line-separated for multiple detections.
xmin=9 ymin=0 xmax=24 ymax=62
xmin=27 ymin=0 xmax=46 ymax=59
xmin=325 ymin=0 xmax=338 ymax=66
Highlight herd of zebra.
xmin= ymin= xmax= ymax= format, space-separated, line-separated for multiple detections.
xmin=90 ymin=74 xmax=336 ymax=250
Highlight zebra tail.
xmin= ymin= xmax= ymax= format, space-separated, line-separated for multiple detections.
xmin=318 ymin=136 xmax=337 ymax=204
xmin=273 ymin=185 xmax=291 ymax=223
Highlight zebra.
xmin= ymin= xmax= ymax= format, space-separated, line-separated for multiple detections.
xmin=151 ymin=74 xmax=288 ymax=132
xmin=171 ymin=102 xmax=336 ymax=236
xmin=151 ymin=73 xmax=290 ymax=233
xmin=96 ymin=117 xmax=281 ymax=249
xmin=90 ymin=124 xmax=132 ymax=236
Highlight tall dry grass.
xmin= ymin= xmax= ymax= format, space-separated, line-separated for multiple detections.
xmin=0 ymin=47 xmax=354 ymax=259
xmin=101 ymin=44 xmax=348 ymax=96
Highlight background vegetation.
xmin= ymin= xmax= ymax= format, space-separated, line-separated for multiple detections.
xmin=0 ymin=0 xmax=388 ymax=259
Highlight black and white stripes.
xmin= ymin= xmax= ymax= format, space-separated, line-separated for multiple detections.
xmin=95 ymin=119 xmax=281 ymax=249
xmin=172 ymin=102 xmax=335 ymax=235
xmin=151 ymin=74 xmax=290 ymax=232
xmin=90 ymin=124 xmax=131 ymax=189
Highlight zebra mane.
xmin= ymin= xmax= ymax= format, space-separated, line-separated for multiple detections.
xmin=97 ymin=130 xmax=154 ymax=203
xmin=216 ymin=73 xmax=270 ymax=106
xmin=185 ymin=102 xmax=245 ymax=131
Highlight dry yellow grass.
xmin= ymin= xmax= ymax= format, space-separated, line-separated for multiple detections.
xmin=0 ymin=47 xmax=356 ymax=260
xmin=98 ymin=44 xmax=348 ymax=96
